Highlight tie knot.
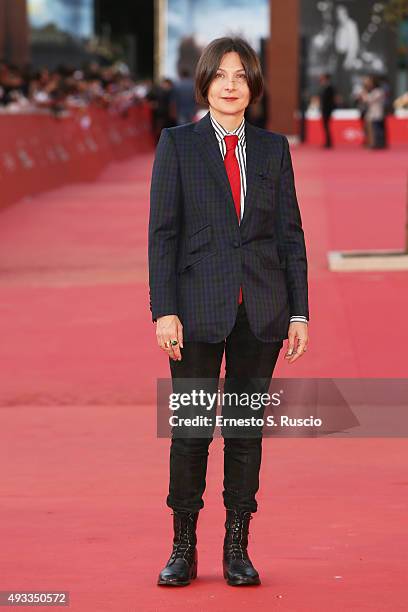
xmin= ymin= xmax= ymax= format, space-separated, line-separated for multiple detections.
xmin=224 ymin=134 xmax=239 ymax=151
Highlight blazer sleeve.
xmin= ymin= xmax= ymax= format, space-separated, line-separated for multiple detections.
xmin=276 ymin=135 xmax=309 ymax=321
xmin=148 ymin=128 xmax=181 ymax=322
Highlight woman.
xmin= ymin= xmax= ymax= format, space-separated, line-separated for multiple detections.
xmin=360 ymin=75 xmax=386 ymax=149
xmin=148 ymin=37 xmax=309 ymax=587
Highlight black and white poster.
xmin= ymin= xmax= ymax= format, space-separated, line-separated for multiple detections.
xmin=300 ymin=1 xmax=397 ymax=107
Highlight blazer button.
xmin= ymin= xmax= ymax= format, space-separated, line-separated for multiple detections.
xmin=233 ymin=240 xmax=240 ymax=248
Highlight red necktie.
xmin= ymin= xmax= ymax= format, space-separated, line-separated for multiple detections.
xmin=224 ymin=135 xmax=243 ymax=304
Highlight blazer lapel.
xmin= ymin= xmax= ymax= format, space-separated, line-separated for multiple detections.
xmin=193 ymin=112 xmax=240 ymax=226
xmin=241 ymin=120 xmax=268 ymax=229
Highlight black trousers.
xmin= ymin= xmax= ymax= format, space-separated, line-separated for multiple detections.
xmin=371 ymin=119 xmax=386 ymax=149
xmin=166 ymin=299 xmax=283 ymax=514
xmin=322 ymin=114 xmax=332 ymax=147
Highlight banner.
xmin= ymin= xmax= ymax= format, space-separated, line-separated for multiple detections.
xmin=163 ymin=0 xmax=269 ymax=79
xmin=300 ymin=0 xmax=397 ymax=106
xmin=0 ymin=103 xmax=152 ymax=209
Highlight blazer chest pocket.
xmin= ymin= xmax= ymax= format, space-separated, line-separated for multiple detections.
xmin=188 ymin=223 xmax=212 ymax=255
xmin=258 ymin=244 xmax=286 ymax=270
xmin=256 ymin=170 xmax=278 ymax=190
xmin=261 ymin=252 xmax=286 ymax=270
xmin=259 ymin=178 xmax=276 ymax=191
xmin=255 ymin=174 xmax=278 ymax=210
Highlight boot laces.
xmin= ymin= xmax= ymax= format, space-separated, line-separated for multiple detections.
xmin=170 ymin=513 xmax=196 ymax=562
xmin=225 ymin=513 xmax=252 ymax=561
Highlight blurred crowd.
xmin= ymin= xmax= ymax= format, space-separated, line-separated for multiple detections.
xmin=145 ymin=67 xmax=408 ymax=149
xmin=0 ymin=61 xmax=148 ymax=115
xmin=2 ymin=58 xmax=407 ymax=150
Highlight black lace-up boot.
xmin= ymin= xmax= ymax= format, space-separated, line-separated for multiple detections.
xmin=223 ymin=509 xmax=261 ymax=586
xmin=157 ymin=511 xmax=199 ymax=586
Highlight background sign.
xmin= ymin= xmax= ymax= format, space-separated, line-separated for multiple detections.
xmin=164 ymin=0 xmax=269 ymax=79
xmin=300 ymin=0 xmax=396 ymax=106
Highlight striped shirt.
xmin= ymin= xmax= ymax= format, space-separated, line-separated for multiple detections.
xmin=210 ymin=112 xmax=246 ymax=221
xmin=209 ymin=111 xmax=308 ymax=325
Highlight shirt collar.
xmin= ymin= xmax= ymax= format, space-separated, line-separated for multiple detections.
xmin=209 ymin=111 xmax=246 ymax=146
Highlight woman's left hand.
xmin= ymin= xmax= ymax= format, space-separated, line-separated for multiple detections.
xmin=285 ymin=322 xmax=308 ymax=364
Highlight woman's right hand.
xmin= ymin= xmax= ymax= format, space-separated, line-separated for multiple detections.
xmin=156 ymin=315 xmax=184 ymax=361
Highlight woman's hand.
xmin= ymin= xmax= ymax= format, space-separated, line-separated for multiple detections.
xmin=285 ymin=322 xmax=308 ymax=364
xmin=156 ymin=315 xmax=184 ymax=361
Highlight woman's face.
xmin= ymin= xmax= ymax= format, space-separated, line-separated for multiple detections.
xmin=207 ymin=51 xmax=250 ymax=117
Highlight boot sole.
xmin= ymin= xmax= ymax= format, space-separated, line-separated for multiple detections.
xmin=223 ymin=570 xmax=261 ymax=586
xmin=157 ymin=578 xmax=194 ymax=586
xmin=157 ymin=562 xmax=197 ymax=586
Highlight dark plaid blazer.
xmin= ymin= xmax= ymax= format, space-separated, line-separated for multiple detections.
xmin=148 ymin=110 xmax=309 ymax=343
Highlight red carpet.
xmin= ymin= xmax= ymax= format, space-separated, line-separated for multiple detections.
xmin=0 ymin=143 xmax=407 ymax=610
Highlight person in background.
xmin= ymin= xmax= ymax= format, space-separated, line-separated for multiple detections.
xmin=318 ymin=73 xmax=337 ymax=148
xmin=146 ymin=78 xmax=177 ymax=144
xmin=380 ymin=76 xmax=392 ymax=149
xmin=353 ymin=78 xmax=369 ymax=147
xmin=169 ymin=68 xmax=197 ymax=125
xmin=244 ymin=83 xmax=268 ymax=128
xmin=359 ymin=75 xmax=386 ymax=149
xmin=0 ymin=64 xmax=25 ymax=106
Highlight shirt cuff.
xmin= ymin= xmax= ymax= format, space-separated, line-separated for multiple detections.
xmin=289 ymin=316 xmax=309 ymax=324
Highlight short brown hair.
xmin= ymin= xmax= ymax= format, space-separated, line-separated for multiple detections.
xmin=195 ymin=37 xmax=264 ymax=106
